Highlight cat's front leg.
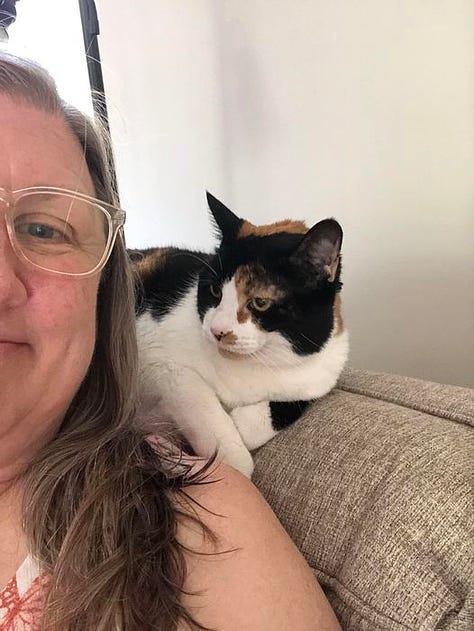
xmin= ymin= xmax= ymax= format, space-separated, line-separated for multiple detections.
xmin=231 ymin=400 xmax=311 ymax=451
xmin=156 ymin=366 xmax=254 ymax=477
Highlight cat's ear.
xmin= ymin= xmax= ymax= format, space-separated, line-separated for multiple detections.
xmin=290 ymin=218 xmax=343 ymax=283
xmin=206 ymin=191 xmax=243 ymax=241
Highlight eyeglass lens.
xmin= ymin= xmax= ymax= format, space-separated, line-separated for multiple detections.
xmin=8 ymin=192 xmax=110 ymax=274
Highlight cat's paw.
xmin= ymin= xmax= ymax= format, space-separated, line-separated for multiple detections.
xmin=220 ymin=446 xmax=255 ymax=479
xmin=231 ymin=402 xmax=277 ymax=450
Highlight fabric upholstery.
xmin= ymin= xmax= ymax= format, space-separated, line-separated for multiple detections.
xmin=252 ymin=368 xmax=474 ymax=630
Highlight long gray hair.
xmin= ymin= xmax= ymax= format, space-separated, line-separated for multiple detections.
xmin=0 ymin=51 xmax=218 ymax=631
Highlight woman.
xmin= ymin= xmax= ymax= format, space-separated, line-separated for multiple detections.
xmin=0 ymin=51 xmax=341 ymax=630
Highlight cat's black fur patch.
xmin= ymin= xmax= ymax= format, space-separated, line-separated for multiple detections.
xmin=269 ymin=400 xmax=311 ymax=431
xmin=131 ymin=247 xmax=211 ymax=318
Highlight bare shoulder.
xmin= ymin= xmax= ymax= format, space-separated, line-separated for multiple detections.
xmin=175 ymin=463 xmax=341 ymax=631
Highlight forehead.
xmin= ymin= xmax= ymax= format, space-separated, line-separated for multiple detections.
xmin=0 ymin=94 xmax=94 ymax=195
xmin=233 ymin=265 xmax=285 ymax=299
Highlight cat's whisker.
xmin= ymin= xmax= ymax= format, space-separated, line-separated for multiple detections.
xmin=172 ymin=252 xmax=219 ymax=278
xmin=251 ymin=350 xmax=284 ymax=384
xmin=258 ymin=345 xmax=307 ymax=371
xmin=144 ymin=290 xmax=188 ymax=310
xmin=256 ymin=344 xmax=290 ymax=365
xmin=297 ymin=332 xmax=321 ymax=351
xmin=263 ymin=345 xmax=306 ymax=367
xmin=253 ymin=348 xmax=280 ymax=369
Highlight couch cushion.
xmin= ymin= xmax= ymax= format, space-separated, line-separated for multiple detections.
xmin=252 ymin=369 xmax=474 ymax=630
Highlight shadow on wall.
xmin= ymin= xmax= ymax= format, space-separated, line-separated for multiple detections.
xmin=344 ymin=259 xmax=474 ymax=388
xmin=210 ymin=1 xmax=279 ymax=201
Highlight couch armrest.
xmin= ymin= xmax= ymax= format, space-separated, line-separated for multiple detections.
xmin=252 ymin=369 xmax=474 ymax=631
xmin=338 ymin=367 xmax=473 ymax=427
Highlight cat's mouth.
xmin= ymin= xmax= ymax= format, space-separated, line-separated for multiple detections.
xmin=217 ymin=345 xmax=248 ymax=360
xmin=204 ymin=327 xmax=258 ymax=358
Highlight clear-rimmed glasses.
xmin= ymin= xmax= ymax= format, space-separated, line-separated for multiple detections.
xmin=0 ymin=186 xmax=126 ymax=276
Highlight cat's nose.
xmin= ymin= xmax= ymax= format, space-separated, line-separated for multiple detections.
xmin=211 ymin=326 xmax=231 ymax=342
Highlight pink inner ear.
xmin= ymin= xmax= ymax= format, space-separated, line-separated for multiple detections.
xmin=294 ymin=218 xmax=342 ymax=275
xmin=325 ymin=255 xmax=340 ymax=282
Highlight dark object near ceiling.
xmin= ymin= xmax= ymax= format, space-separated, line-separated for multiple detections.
xmin=0 ymin=0 xmax=17 ymax=28
xmin=0 ymin=0 xmax=18 ymax=41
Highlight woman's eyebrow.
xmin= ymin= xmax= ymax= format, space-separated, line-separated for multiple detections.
xmin=16 ymin=185 xmax=84 ymax=196
xmin=23 ymin=183 xmax=70 ymax=188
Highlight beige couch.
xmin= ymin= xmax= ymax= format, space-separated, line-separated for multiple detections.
xmin=252 ymin=368 xmax=474 ymax=631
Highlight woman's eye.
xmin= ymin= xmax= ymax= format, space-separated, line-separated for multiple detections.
xmin=209 ymin=284 xmax=222 ymax=299
xmin=251 ymin=297 xmax=272 ymax=312
xmin=16 ymin=222 xmax=68 ymax=242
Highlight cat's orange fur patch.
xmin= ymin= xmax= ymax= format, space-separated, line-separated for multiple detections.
xmin=234 ymin=267 xmax=252 ymax=323
xmin=133 ymin=248 xmax=170 ymax=279
xmin=234 ymin=266 xmax=285 ymax=325
xmin=327 ymin=255 xmax=340 ymax=283
xmin=238 ymin=219 xmax=308 ymax=238
xmin=333 ymin=294 xmax=344 ymax=336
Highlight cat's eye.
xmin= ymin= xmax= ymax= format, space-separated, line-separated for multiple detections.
xmin=251 ymin=297 xmax=272 ymax=312
xmin=209 ymin=284 xmax=222 ymax=299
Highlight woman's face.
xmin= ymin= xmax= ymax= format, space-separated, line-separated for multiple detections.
xmin=0 ymin=95 xmax=100 ymax=480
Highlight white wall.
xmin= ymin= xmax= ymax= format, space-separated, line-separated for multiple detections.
xmin=97 ymin=1 xmax=474 ymax=387
xmin=96 ymin=1 xmax=225 ymax=248
xmin=2 ymin=0 xmax=92 ymax=114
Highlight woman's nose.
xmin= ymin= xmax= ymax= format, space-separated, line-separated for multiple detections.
xmin=0 ymin=218 xmax=28 ymax=311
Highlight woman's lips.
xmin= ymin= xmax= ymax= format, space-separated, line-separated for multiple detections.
xmin=0 ymin=340 xmax=28 ymax=354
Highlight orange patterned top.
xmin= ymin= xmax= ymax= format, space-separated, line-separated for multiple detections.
xmin=0 ymin=556 xmax=47 ymax=630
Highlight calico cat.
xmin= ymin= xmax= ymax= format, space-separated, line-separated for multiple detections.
xmin=132 ymin=193 xmax=348 ymax=477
